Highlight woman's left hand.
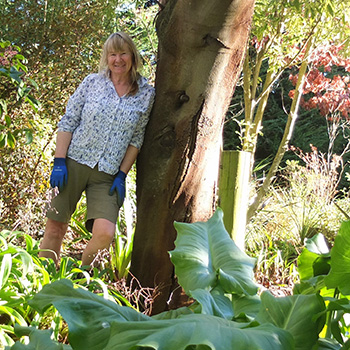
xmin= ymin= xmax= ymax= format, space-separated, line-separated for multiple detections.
xmin=109 ymin=170 xmax=126 ymax=207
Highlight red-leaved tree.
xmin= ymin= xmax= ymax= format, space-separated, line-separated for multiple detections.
xmin=289 ymin=44 xmax=350 ymax=192
xmin=289 ymin=45 xmax=350 ymax=119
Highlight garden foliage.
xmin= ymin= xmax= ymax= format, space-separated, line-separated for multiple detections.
xmin=0 ymin=230 xmax=132 ymax=349
xmin=6 ymin=208 xmax=350 ymax=349
xmin=0 ymin=40 xmax=39 ymax=149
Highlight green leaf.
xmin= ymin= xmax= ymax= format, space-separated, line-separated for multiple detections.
xmin=27 ymin=78 xmax=39 ymax=90
xmin=105 ymin=314 xmax=293 ymax=350
xmin=17 ymin=86 xmax=31 ymax=99
xmin=325 ymin=221 xmax=350 ymax=295
xmin=342 ymin=339 xmax=350 ymax=350
xmin=297 ymin=234 xmax=331 ymax=281
xmin=170 ymin=208 xmax=257 ymax=296
xmin=5 ymin=115 xmax=11 ymax=127
xmin=0 ymin=99 xmax=7 ymax=117
xmin=0 ymin=133 xmax=6 ymax=148
xmin=0 ymin=253 xmax=12 ymax=288
xmin=317 ymin=338 xmax=341 ymax=349
xmin=9 ymin=325 xmax=71 ymax=349
xmin=29 ymin=279 xmax=149 ymax=350
xmin=25 ymin=95 xmax=40 ymax=111
xmin=293 ymin=275 xmax=326 ymax=295
xmin=151 ymin=307 xmax=194 ymax=320
xmin=326 ymin=3 xmax=335 ymax=16
xmin=298 ymin=248 xmax=330 ymax=281
xmin=305 ymin=233 xmax=330 ymax=256
xmin=9 ymin=66 xmax=23 ymax=84
xmin=298 ymin=249 xmax=319 ymax=280
xmin=13 ymin=54 xmax=25 ymax=61
xmin=0 ymin=40 xmax=11 ymax=48
xmin=327 ymin=298 xmax=350 ymax=313
xmin=6 ymin=132 xmax=16 ymax=148
xmin=190 ymin=287 xmax=234 ymax=319
xmin=0 ymin=306 xmax=27 ymax=326
xmin=257 ymin=292 xmax=326 ymax=350
xmin=232 ymin=294 xmax=261 ymax=320
xmin=23 ymin=129 xmax=33 ymax=144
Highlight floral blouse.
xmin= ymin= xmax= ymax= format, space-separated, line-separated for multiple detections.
xmin=57 ymin=73 xmax=155 ymax=175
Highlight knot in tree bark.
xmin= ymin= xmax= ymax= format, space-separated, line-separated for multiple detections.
xmin=178 ymin=91 xmax=190 ymax=103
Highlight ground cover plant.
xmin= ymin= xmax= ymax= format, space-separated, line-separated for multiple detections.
xmin=5 ymin=208 xmax=350 ymax=349
xmin=0 ymin=229 xmax=138 ymax=349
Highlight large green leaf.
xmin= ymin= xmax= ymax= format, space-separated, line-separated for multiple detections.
xmin=231 ymin=293 xmax=261 ymax=320
xmin=170 ymin=208 xmax=257 ymax=296
xmin=293 ymin=275 xmax=327 ymax=295
xmin=151 ymin=307 xmax=194 ymax=320
xmin=190 ymin=286 xmax=234 ymax=319
xmin=105 ymin=314 xmax=293 ymax=350
xmin=298 ymin=234 xmax=331 ymax=281
xmin=325 ymin=221 xmax=350 ymax=295
xmin=305 ymin=233 xmax=330 ymax=256
xmin=257 ymin=292 xmax=326 ymax=350
xmin=9 ymin=325 xmax=71 ymax=350
xmin=29 ymin=279 xmax=149 ymax=350
xmin=29 ymin=279 xmax=292 ymax=350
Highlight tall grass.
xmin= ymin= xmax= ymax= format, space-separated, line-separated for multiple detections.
xmin=246 ymin=147 xmax=350 ymax=293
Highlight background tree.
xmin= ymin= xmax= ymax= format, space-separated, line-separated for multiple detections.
xmin=289 ymin=44 xmax=350 ymax=191
xmin=224 ymin=0 xmax=350 ymax=223
xmin=290 ymin=44 xmax=350 ymax=157
xmin=130 ymin=0 xmax=255 ymax=313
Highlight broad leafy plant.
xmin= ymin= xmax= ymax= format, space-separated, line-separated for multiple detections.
xmin=0 ymin=230 xmax=129 ymax=349
xmin=7 ymin=208 xmax=339 ymax=350
xmin=296 ymin=223 xmax=350 ymax=348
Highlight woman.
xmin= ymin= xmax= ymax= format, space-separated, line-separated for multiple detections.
xmin=39 ymin=32 xmax=155 ymax=266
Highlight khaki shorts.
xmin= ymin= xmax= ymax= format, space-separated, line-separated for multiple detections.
xmin=46 ymin=158 xmax=120 ymax=232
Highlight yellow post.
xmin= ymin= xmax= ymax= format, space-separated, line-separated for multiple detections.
xmin=219 ymin=150 xmax=252 ymax=250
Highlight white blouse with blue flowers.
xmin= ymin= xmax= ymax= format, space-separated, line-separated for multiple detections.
xmin=57 ymin=73 xmax=155 ymax=175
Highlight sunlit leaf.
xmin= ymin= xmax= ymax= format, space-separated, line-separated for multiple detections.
xmin=29 ymin=279 xmax=148 ymax=350
xmin=105 ymin=315 xmax=293 ymax=350
xmin=190 ymin=287 xmax=234 ymax=319
xmin=325 ymin=221 xmax=350 ymax=295
xmin=6 ymin=132 xmax=16 ymax=148
xmin=257 ymin=292 xmax=326 ymax=350
xmin=11 ymin=325 xmax=71 ymax=349
xmin=0 ymin=253 xmax=12 ymax=289
xmin=305 ymin=233 xmax=330 ymax=256
xmin=170 ymin=209 xmax=257 ymax=296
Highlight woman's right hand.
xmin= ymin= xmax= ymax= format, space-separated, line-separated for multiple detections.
xmin=50 ymin=158 xmax=68 ymax=190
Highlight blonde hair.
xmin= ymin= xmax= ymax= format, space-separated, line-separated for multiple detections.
xmin=99 ymin=32 xmax=141 ymax=95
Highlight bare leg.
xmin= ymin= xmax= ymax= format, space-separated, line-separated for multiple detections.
xmin=81 ymin=218 xmax=115 ymax=266
xmin=39 ymin=218 xmax=68 ymax=265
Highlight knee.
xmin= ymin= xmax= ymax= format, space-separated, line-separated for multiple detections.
xmin=92 ymin=219 xmax=115 ymax=244
xmin=94 ymin=229 xmax=115 ymax=245
xmin=44 ymin=219 xmax=68 ymax=240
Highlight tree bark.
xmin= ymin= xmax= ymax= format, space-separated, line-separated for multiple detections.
xmin=130 ymin=0 xmax=255 ymax=314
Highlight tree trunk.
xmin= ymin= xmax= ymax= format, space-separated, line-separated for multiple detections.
xmin=130 ymin=0 xmax=255 ymax=314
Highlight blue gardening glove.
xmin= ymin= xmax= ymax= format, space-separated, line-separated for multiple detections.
xmin=50 ymin=158 xmax=68 ymax=190
xmin=109 ymin=170 xmax=126 ymax=207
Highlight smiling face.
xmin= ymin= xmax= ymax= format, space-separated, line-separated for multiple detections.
xmin=100 ymin=32 xmax=141 ymax=93
xmin=107 ymin=45 xmax=133 ymax=79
